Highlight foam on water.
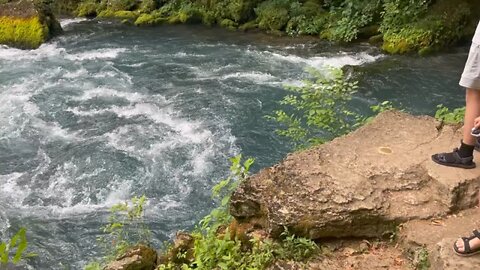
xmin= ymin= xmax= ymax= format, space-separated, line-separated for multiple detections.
xmin=0 ymin=43 xmax=65 ymax=61
xmin=0 ymin=22 xmax=387 ymax=268
xmin=72 ymin=87 xmax=148 ymax=103
xmin=221 ymin=71 xmax=276 ymax=82
xmin=64 ymin=48 xmax=128 ymax=61
xmin=60 ymin=18 xmax=88 ymax=28
xmin=247 ymin=49 xmax=383 ymax=69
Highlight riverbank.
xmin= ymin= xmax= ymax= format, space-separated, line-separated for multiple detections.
xmin=2 ymin=0 xmax=479 ymax=54
xmin=102 ymin=110 xmax=480 ymax=270
xmin=0 ymin=17 xmax=473 ymax=269
xmin=62 ymin=0 xmax=480 ymax=55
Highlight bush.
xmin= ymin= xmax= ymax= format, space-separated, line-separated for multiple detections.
xmin=75 ymin=0 xmax=99 ymax=17
xmin=139 ymin=0 xmax=157 ymax=13
xmin=105 ymin=0 xmax=137 ymax=11
xmin=322 ymin=0 xmax=382 ymax=42
xmin=380 ymin=0 xmax=471 ymax=54
xmin=267 ymin=67 xmax=359 ymax=149
xmin=255 ymin=0 xmax=294 ymax=31
xmin=157 ymin=155 xmax=318 ymax=270
xmin=435 ymin=105 xmax=465 ymax=124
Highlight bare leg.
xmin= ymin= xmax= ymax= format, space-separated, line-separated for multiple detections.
xmin=463 ymin=88 xmax=480 ymax=145
xmin=454 ymin=88 xmax=480 ymax=254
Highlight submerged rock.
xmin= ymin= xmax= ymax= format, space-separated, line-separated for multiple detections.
xmin=0 ymin=0 xmax=62 ymax=49
xmin=105 ymin=245 xmax=157 ymax=270
xmin=230 ymin=111 xmax=480 ymax=239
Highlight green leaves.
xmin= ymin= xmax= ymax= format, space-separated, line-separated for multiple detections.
xmin=94 ymin=195 xmax=152 ymax=268
xmin=435 ymin=104 xmax=465 ymax=124
xmin=268 ymin=67 xmax=359 ymax=149
xmin=0 ymin=227 xmax=33 ymax=266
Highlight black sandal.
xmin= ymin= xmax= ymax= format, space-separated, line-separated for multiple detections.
xmin=453 ymin=230 xmax=480 ymax=257
xmin=431 ymin=148 xmax=476 ymax=169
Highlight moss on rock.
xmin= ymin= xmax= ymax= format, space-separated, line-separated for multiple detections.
xmin=381 ymin=0 xmax=475 ymax=55
xmin=0 ymin=0 xmax=62 ymax=49
xmin=0 ymin=16 xmax=47 ymax=49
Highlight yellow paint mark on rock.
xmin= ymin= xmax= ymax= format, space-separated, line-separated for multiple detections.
xmin=378 ymin=147 xmax=393 ymax=155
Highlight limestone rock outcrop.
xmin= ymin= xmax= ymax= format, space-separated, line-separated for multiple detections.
xmin=230 ymin=111 xmax=480 ymax=239
xmin=0 ymin=0 xmax=62 ymax=49
xmin=105 ymin=245 xmax=157 ymax=270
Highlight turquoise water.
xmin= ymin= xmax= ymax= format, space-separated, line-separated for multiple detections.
xmin=0 ymin=19 xmax=468 ymax=269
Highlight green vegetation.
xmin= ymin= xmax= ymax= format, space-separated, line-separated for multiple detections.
xmin=158 ymin=155 xmax=318 ymax=270
xmin=415 ymin=247 xmax=430 ymax=270
xmin=67 ymin=0 xmax=480 ymax=54
xmin=85 ymin=195 xmax=151 ymax=269
xmin=267 ymin=67 xmax=359 ymax=149
xmin=86 ymin=155 xmax=318 ymax=269
xmin=267 ymin=67 xmax=400 ymax=149
xmin=0 ymin=228 xmax=36 ymax=266
xmin=435 ymin=104 xmax=465 ymax=124
xmin=0 ymin=16 xmax=49 ymax=49
xmin=381 ymin=0 xmax=472 ymax=55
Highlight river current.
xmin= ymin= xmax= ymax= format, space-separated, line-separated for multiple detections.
xmin=0 ymin=19 xmax=469 ymax=269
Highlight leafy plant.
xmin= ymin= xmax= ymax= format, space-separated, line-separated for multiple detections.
xmin=85 ymin=195 xmax=152 ymax=269
xmin=323 ymin=0 xmax=382 ymax=42
xmin=0 ymin=228 xmax=35 ymax=266
xmin=415 ymin=247 xmax=430 ymax=270
xmin=267 ymin=67 xmax=359 ymax=149
xmin=200 ymin=154 xmax=254 ymax=234
xmin=100 ymin=195 xmax=151 ymax=258
xmin=157 ymin=155 xmax=318 ymax=270
xmin=435 ymin=104 xmax=465 ymax=124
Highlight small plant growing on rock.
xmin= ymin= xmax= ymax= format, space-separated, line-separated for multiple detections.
xmin=85 ymin=195 xmax=151 ymax=269
xmin=435 ymin=104 xmax=465 ymax=125
xmin=100 ymin=195 xmax=151 ymax=258
xmin=415 ymin=247 xmax=430 ymax=270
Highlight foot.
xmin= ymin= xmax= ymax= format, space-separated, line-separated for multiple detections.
xmin=431 ymin=148 xmax=476 ymax=169
xmin=453 ymin=230 xmax=480 ymax=257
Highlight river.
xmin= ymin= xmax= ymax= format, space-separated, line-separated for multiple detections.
xmin=0 ymin=19 xmax=468 ymax=269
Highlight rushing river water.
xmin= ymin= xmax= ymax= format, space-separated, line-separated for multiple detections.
xmin=0 ymin=19 xmax=470 ymax=269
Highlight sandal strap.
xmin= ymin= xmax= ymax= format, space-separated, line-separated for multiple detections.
xmin=462 ymin=237 xmax=472 ymax=253
xmin=473 ymin=229 xmax=480 ymax=239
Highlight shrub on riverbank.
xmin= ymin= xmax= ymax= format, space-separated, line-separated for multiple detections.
xmin=67 ymin=0 xmax=480 ymax=54
xmin=85 ymin=156 xmax=318 ymax=270
xmin=381 ymin=0 xmax=473 ymax=55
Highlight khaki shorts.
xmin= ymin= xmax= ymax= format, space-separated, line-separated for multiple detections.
xmin=460 ymin=42 xmax=480 ymax=89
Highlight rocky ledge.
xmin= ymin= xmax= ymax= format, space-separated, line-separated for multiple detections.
xmin=230 ymin=110 xmax=480 ymax=240
xmin=106 ymin=111 xmax=480 ymax=269
xmin=0 ymin=0 xmax=62 ymax=49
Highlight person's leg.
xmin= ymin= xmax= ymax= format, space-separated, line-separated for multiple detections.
xmin=463 ymin=89 xmax=480 ymax=146
xmin=431 ymin=42 xmax=480 ymax=169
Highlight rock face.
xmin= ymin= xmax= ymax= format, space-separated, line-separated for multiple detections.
xmin=230 ymin=111 xmax=480 ymax=239
xmin=105 ymin=245 xmax=157 ymax=270
xmin=0 ymin=0 xmax=62 ymax=49
xmin=399 ymin=208 xmax=480 ymax=270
